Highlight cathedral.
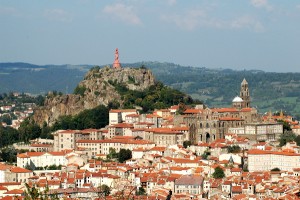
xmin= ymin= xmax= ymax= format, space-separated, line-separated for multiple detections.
xmin=183 ymin=78 xmax=260 ymax=144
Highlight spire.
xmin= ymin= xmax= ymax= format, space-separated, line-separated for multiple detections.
xmin=280 ymin=109 xmax=284 ymax=118
xmin=112 ymin=48 xmax=121 ymax=69
xmin=241 ymin=78 xmax=248 ymax=85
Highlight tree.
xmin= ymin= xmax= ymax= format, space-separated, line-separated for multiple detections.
xmin=35 ymin=95 xmax=45 ymax=106
xmin=136 ymin=187 xmax=146 ymax=196
xmin=201 ymin=150 xmax=210 ymax=160
xmin=0 ymin=146 xmax=17 ymax=163
xmin=18 ymin=118 xmax=41 ymax=142
xmin=271 ymin=167 xmax=280 ymax=171
xmin=24 ymin=183 xmax=59 ymax=200
xmin=295 ymin=135 xmax=300 ymax=146
xmin=212 ymin=166 xmax=225 ymax=179
xmin=183 ymin=140 xmax=192 ymax=148
xmin=278 ymin=120 xmax=292 ymax=131
xmin=100 ymin=184 xmax=111 ymax=196
xmin=118 ymin=149 xmax=132 ymax=163
xmin=107 ymin=148 xmax=118 ymax=160
xmin=227 ymin=145 xmax=241 ymax=153
xmin=279 ymin=131 xmax=296 ymax=147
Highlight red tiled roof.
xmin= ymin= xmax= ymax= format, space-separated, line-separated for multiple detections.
xmin=248 ymin=149 xmax=300 ymax=156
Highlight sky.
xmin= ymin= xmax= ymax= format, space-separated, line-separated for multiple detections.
xmin=1 ymin=0 xmax=300 ymax=72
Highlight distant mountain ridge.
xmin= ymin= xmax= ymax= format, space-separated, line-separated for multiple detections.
xmin=1 ymin=62 xmax=300 ymax=117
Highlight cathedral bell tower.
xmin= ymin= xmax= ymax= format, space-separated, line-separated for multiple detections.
xmin=240 ymin=78 xmax=250 ymax=108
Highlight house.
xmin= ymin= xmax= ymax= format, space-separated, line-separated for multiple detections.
xmin=174 ymin=174 xmax=204 ymax=195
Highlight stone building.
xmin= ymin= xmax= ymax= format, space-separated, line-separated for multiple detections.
xmin=184 ymin=79 xmax=260 ymax=144
xmin=53 ymin=129 xmax=103 ymax=151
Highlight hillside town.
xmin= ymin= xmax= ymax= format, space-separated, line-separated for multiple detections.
xmin=0 ymin=72 xmax=300 ymax=200
xmin=0 ymin=52 xmax=300 ymax=200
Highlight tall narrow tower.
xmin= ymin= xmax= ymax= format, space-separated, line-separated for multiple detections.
xmin=240 ymin=78 xmax=250 ymax=108
xmin=112 ymin=48 xmax=121 ymax=69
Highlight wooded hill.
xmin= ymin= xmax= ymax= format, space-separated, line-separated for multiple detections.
xmin=1 ymin=62 xmax=300 ymax=117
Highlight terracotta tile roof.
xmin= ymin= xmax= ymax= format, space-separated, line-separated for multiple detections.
xmin=219 ymin=117 xmax=243 ymax=121
xmin=145 ymin=128 xmax=183 ymax=134
xmin=81 ymin=128 xmax=101 ymax=133
xmin=0 ymin=186 xmax=8 ymax=191
xmin=10 ymin=167 xmax=32 ymax=173
xmin=175 ymin=174 xmax=204 ymax=185
xmin=109 ymin=109 xmax=137 ymax=113
xmin=58 ymin=130 xmax=79 ymax=134
xmin=248 ymin=149 xmax=300 ymax=156
xmin=112 ymin=123 xmax=134 ymax=128
xmin=4 ymin=189 xmax=24 ymax=194
xmin=212 ymin=108 xmax=239 ymax=113
xmin=183 ymin=109 xmax=204 ymax=114
xmin=232 ymin=185 xmax=243 ymax=193
xmin=150 ymin=146 xmax=166 ymax=151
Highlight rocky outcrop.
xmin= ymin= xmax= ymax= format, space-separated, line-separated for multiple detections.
xmin=33 ymin=66 xmax=156 ymax=126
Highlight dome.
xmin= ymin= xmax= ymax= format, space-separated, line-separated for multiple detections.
xmin=232 ymin=96 xmax=243 ymax=103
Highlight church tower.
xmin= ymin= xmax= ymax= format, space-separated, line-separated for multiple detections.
xmin=240 ymin=78 xmax=250 ymax=108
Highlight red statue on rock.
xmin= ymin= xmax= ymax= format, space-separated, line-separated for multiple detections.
xmin=112 ymin=48 xmax=121 ymax=69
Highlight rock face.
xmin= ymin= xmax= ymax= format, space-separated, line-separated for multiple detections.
xmin=33 ymin=66 xmax=156 ymax=126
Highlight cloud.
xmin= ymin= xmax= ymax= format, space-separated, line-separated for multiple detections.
xmin=162 ymin=9 xmax=265 ymax=33
xmin=231 ymin=15 xmax=265 ymax=32
xmin=297 ymin=4 xmax=300 ymax=10
xmin=166 ymin=0 xmax=176 ymax=6
xmin=0 ymin=6 xmax=20 ymax=16
xmin=44 ymin=9 xmax=73 ymax=23
xmin=103 ymin=3 xmax=142 ymax=25
xmin=162 ymin=9 xmax=225 ymax=31
xmin=250 ymin=0 xmax=273 ymax=11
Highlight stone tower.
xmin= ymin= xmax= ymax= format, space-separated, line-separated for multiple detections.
xmin=240 ymin=78 xmax=250 ymax=108
xmin=112 ymin=48 xmax=121 ymax=69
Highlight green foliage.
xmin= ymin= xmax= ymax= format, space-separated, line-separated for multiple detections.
xmin=128 ymin=76 xmax=135 ymax=84
xmin=279 ymin=131 xmax=296 ymax=147
xmin=271 ymin=167 xmax=280 ymax=171
xmin=136 ymin=187 xmax=146 ymax=196
xmin=118 ymin=149 xmax=132 ymax=163
xmin=201 ymin=150 xmax=210 ymax=160
xmin=227 ymin=145 xmax=241 ymax=153
xmin=183 ymin=141 xmax=192 ymax=148
xmin=24 ymin=183 xmax=59 ymax=200
xmin=0 ymin=125 xmax=20 ymax=148
xmin=212 ymin=166 xmax=225 ymax=179
xmin=107 ymin=148 xmax=118 ymax=160
xmin=277 ymin=120 xmax=292 ymax=131
xmin=295 ymin=135 xmax=300 ymax=146
xmin=73 ymin=85 xmax=86 ymax=96
xmin=117 ymin=81 xmax=197 ymax=113
xmin=18 ymin=118 xmax=41 ymax=142
xmin=52 ymin=105 xmax=109 ymax=130
xmin=100 ymin=184 xmax=111 ymax=196
xmin=0 ymin=114 xmax=12 ymax=125
xmin=35 ymin=95 xmax=45 ymax=106
xmin=0 ymin=146 xmax=17 ymax=163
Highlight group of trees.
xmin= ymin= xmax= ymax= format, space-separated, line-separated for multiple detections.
xmin=51 ymin=105 xmax=109 ymax=130
xmin=279 ymin=131 xmax=300 ymax=147
xmin=108 ymin=80 xmax=200 ymax=113
xmin=106 ymin=148 xmax=132 ymax=163
xmin=227 ymin=145 xmax=241 ymax=153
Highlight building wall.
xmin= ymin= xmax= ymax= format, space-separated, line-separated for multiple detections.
xmin=248 ymin=153 xmax=300 ymax=172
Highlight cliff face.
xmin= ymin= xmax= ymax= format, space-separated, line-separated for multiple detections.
xmin=33 ymin=66 xmax=155 ymax=126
